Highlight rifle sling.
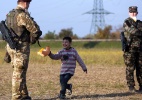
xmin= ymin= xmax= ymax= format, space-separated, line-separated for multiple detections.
xmin=37 ymin=40 xmax=41 ymax=47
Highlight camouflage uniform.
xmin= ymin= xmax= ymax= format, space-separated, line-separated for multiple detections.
xmin=6 ymin=6 xmax=41 ymax=100
xmin=123 ymin=6 xmax=142 ymax=90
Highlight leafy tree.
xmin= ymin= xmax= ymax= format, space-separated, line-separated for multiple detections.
xmin=110 ymin=31 xmax=120 ymax=39
xmin=44 ymin=31 xmax=58 ymax=39
xmin=83 ymin=34 xmax=94 ymax=39
xmin=109 ymin=25 xmax=123 ymax=39
xmin=58 ymin=28 xmax=73 ymax=39
xmin=94 ymin=25 xmax=112 ymax=39
xmin=72 ymin=34 xmax=79 ymax=39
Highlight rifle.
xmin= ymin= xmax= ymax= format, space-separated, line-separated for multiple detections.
xmin=120 ymin=31 xmax=129 ymax=52
xmin=0 ymin=20 xmax=17 ymax=49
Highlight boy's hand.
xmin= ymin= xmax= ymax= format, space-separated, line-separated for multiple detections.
xmin=84 ymin=69 xmax=87 ymax=74
xmin=42 ymin=47 xmax=50 ymax=56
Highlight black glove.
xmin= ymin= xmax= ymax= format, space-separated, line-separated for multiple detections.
xmin=30 ymin=31 xmax=42 ymax=44
xmin=30 ymin=36 xmax=37 ymax=44
xmin=35 ymin=31 xmax=42 ymax=40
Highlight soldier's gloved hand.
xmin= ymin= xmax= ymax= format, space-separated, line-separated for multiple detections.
xmin=124 ymin=45 xmax=129 ymax=52
xmin=30 ymin=36 xmax=37 ymax=44
xmin=30 ymin=31 xmax=42 ymax=44
xmin=4 ymin=51 xmax=11 ymax=63
xmin=35 ymin=31 xmax=42 ymax=39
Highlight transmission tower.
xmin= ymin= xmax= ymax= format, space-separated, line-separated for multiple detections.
xmin=84 ymin=0 xmax=113 ymax=34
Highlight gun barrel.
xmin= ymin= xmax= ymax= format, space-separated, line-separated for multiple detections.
xmin=0 ymin=21 xmax=17 ymax=49
xmin=120 ymin=32 xmax=128 ymax=51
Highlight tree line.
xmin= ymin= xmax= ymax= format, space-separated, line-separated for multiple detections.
xmin=0 ymin=25 xmax=123 ymax=40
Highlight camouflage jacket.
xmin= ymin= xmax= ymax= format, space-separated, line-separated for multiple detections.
xmin=123 ymin=17 xmax=142 ymax=52
xmin=6 ymin=6 xmax=41 ymax=43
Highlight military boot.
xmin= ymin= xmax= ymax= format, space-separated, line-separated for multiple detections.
xmin=128 ymin=86 xmax=136 ymax=93
xmin=4 ymin=51 xmax=11 ymax=63
xmin=138 ymin=86 xmax=142 ymax=93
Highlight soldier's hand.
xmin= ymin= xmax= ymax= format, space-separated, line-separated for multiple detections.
xmin=30 ymin=37 xmax=37 ymax=44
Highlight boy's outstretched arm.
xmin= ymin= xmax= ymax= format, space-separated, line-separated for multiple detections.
xmin=42 ymin=47 xmax=62 ymax=60
xmin=75 ymin=50 xmax=87 ymax=74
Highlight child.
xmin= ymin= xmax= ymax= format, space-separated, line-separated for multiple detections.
xmin=42 ymin=36 xmax=87 ymax=99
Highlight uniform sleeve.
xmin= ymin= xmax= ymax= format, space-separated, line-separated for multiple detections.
xmin=123 ymin=19 xmax=142 ymax=36
xmin=75 ymin=50 xmax=87 ymax=71
xmin=137 ymin=20 xmax=142 ymax=31
xmin=17 ymin=12 xmax=40 ymax=34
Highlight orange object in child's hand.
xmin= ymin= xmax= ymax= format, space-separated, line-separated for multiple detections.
xmin=37 ymin=48 xmax=45 ymax=57
xmin=37 ymin=46 xmax=50 ymax=57
xmin=42 ymin=46 xmax=50 ymax=56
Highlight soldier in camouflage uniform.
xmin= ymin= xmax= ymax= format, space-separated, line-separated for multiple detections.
xmin=123 ymin=6 xmax=142 ymax=93
xmin=5 ymin=0 xmax=42 ymax=100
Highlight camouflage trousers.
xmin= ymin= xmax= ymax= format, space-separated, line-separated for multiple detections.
xmin=123 ymin=51 xmax=142 ymax=87
xmin=6 ymin=43 xmax=30 ymax=100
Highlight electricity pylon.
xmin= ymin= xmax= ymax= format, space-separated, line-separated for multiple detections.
xmin=84 ymin=0 xmax=113 ymax=34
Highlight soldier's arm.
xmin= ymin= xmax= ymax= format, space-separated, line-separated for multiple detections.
xmin=137 ymin=20 xmax=142 ymax=31
xmin=17 ymin=12 xmax=40 ymax=34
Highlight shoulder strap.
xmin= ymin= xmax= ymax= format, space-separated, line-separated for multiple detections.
xmin=125 ymin=20 xmax=131 ymax=27
xmin=125 ymin=18 xmax=138 ymax=28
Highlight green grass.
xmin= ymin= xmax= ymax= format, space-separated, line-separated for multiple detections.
xmin=0 ymin=40 xmax=122 ymax=49
xmin=0 ymin=41 xmax=123 ymax=66
xmin=31 ymin=41 xmax=122 ymax=49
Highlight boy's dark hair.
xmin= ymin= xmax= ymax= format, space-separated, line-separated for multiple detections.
xmin=63 ymin=36 xmax=72 ymax=43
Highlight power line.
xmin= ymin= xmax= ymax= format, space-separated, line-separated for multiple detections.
xmin=84 ymin=0 xmax=113 ymax=34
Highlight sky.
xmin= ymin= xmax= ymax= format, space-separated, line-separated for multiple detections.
xmin=0 ymin=0 xmax=142 ymax=38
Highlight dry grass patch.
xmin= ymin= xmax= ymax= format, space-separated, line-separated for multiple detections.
xmin=0 ymin=64 xmax=142 ymax=100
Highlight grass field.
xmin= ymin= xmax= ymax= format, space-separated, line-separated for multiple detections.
xmin=0 ymin=41 xmax=142 ymax=100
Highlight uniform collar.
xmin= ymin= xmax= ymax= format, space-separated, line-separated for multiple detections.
xmin=130 ymin=17 xmax=137 ymax=22
xmin=17 ymin=5 xmax=25 ymax=10
xmin=16 ymin=6 xmax=29 ymax=13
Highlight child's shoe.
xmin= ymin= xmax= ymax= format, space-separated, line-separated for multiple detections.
xmin=68 ymin=84 xmax=72 ymax=95
xmin=138 ymin=86 xmax=142 ymax=93
xmin=128 ymin=86 xmax=136 ymax=93
xmin=59 ymin=94 xmax=66 ymax=99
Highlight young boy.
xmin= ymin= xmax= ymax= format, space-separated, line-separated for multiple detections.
xmin=42 ymin=36 xmax=87 ymax=99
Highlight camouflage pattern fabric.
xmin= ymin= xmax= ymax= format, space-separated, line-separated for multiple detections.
xmin=16 ymin=6 xmax=40 ymax=34
xmin=6 ymin=43 xmax=30 ymax=100
xmin=123 ymin=17 xmax=142 ymax=87
xmin=6 ymin=6 xmax=41 ymax=100
xmin=123 ymin=52 xmax=142 ymax=87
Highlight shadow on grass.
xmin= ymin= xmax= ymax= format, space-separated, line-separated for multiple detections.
xmin=70 ymin=92 xmax=135 ymax=99
xmin=83 ymin=41 xmax=100 ymax=48
xmin=42 ymin=92 xmax=135 ymax=100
